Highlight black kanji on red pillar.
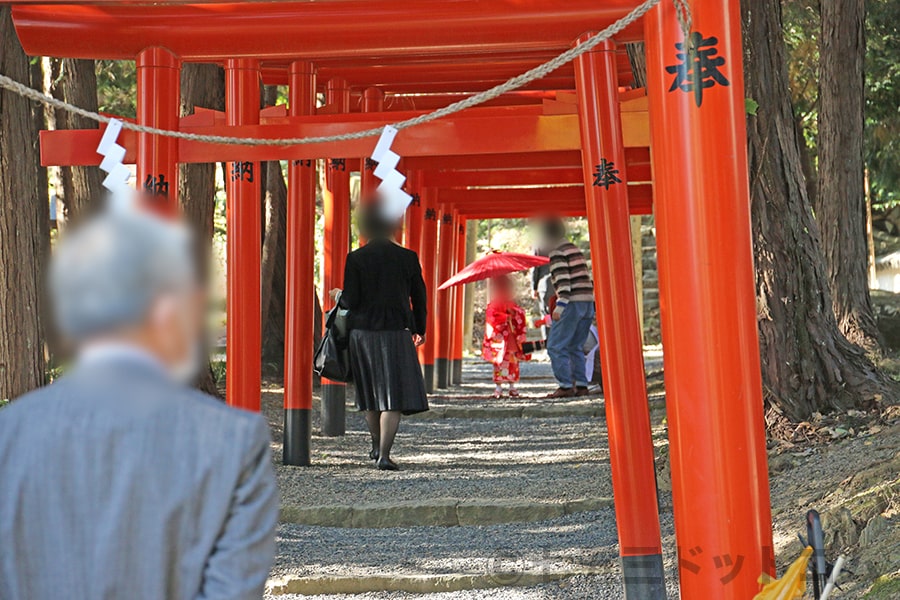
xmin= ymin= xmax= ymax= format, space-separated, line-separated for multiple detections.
xmin=329 ymin=158 xmax=347 ymax=171
xmin=666 ymin=31 xmax=730 ymax=107
xmin=442 ymin=213 xmax=453 ymax=225
xmin=592 ymin=159 xmax=622 ymax=190
xmin=364 ymin=157 xmax=378 ymax=171
xmin=292 ymin=159 xmax=313 ymax=168
xmin=143 ymin=174 xmax=169 ymax=198
xmin=230 ymin=161 xmax=254 ymax=183
xmin=410 ymin=193 xmax=421 ymax=207
xmin=424 ymin=208 xmax=437 ymax=221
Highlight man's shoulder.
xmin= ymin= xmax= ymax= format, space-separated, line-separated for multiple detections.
xmin=549 ymin=241 xmax=574 ymax=257
xmin=180 ymin=386 xmax=264 ymax=424
xmin=145 ymin=382 xmax=269 ymax=444
xmin=1 ymin=379 xmax=77 ymax=422
xmin=552 ymin=241 xmax=583 ymax=258
xmin=1 ymin=373 xmax=267 ymax=440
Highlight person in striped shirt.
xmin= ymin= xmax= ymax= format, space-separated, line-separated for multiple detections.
xmin=541 ymin=218 xmax=596 ymax=398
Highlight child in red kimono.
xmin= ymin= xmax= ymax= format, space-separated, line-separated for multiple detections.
xmin=482 ymin=276 xmax=530 ymax=398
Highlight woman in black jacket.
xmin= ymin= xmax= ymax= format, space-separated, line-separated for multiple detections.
xmin=331 ymin=204 xmax=428 ymax=470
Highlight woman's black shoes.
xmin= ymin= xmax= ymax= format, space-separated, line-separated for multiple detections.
xmin=376 ymin=457 xmax=399 ymax=471
xmin=369 ymin=448 xmax=380 ymax=461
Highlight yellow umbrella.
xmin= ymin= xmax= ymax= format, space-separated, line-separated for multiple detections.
xmin=753 ymin=546 xmax=812 ymax=600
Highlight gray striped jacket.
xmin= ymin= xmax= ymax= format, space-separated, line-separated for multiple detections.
xmin=0 ymin=355 xmax=278 ymax=600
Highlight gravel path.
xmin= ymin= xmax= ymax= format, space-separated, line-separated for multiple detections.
xmin=274 ymin=413 xmax=615 ymax=507
xmin=261 ymin=357 xmax=678 ymax=597
xmin=271 ymin=359 xmax=621 ymax=508
xmin=269 ymin=509 xmax=681 ymax=599
xmin=265 ymin=574 xmax=671 ymax=600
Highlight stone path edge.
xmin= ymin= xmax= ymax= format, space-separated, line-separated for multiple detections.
xmin=266 ymin=567 xmax=611 ymax=596
xmin=409 ymin=405 xmax=605 ymax=420
xmin=279 ymin=497 xmax=614 ymax=528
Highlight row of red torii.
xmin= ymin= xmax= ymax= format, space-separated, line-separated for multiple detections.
xmin=11 ymin=1 xmax=772 ymax=598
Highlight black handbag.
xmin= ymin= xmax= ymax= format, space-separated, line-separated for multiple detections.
xmin=314 ymin=305 xmax=352 ymax=382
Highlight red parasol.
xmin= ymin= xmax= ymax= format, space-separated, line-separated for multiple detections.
xmin=438 ymin=250 xmax=549 ymax=290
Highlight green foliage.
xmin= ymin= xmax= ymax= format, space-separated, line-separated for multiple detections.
xmin=476 ymin=217 xmax=591 ymax=257
xmin=864 ymin=573 xmax=900 ymax=599
xmin=46 ymin=363 xmax=67 ymax=381
xmin=783 ymin=0 xmax=819 ymax=148
xmin=783 ymin=0 xmax=900 ymax=210
xmin=95 ymin=60 xmax=136 ymax=119
xmin=210 ymin=359 xmax=226 ymax=385
xmin=866 ymin=0 xmax=900 ymax=209
xmin=745 ymin=98 xmax=759 ymax=116
xmin=782 ymin=0 xmax=820 ymax=136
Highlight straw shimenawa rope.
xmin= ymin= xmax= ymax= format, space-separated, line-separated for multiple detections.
xmin=0 ymin=0 xmax=661 ymax=147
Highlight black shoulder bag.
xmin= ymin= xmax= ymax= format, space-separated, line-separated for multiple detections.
xmin=313 ymin=305 xmax=353 ymax=382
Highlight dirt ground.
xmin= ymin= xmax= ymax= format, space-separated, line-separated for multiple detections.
xmin=765 ymin=417 xmax=899 ymax=598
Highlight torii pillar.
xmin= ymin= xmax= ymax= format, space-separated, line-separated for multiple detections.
xmin=359 ymin=87 xmax=384 ymax=246
xmin=283 ymin=61 xmax=317 ymax=465
xmin=321 ymin=77 xmax=351 ymax=436
xmin=404 ymin=172 xmax=423 ymax=253
xmin=135 ymin=47 xmax=179 ymax=213
xmin=646 ymin=1 xmax=774 ymax=598
xmin=435 ymin=206 xmax=456 ymax=389
xmin=224 ymin=59 xmax=262 ymax=412
xmin=451 ymin=218 xmax=467 ymax=384
xmin=574 ymin=36 xmax=664 ymax=599
xmin=419 ymin=189 xmax=439 ymax=392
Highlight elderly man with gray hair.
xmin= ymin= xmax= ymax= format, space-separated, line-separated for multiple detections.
xmin=0 ymin=210 xmax=278 ymax=600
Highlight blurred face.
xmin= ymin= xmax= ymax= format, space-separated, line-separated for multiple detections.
xmin=147 ymin=285 xmax=206 ymax=384
xmin=490 ymin=278 xmax=513 ymax=301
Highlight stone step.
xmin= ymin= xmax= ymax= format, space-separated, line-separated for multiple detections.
xmin=412 ymin=404 xmax=605 ymax=420
xmin=267 ymin=567 xmax=610 ymax=596
xmin=279 ymin=496 xmax=614 ymax=528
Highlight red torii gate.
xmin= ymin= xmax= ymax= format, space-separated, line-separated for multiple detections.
xmin=10 ymin=1 xmax=773 ymax=598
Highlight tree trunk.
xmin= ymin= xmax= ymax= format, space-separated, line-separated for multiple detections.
xmin=741 ymin=0 xmax=896 ymax=421
xmin=0 ymin=7 xmax=49 ymax=399
xmin=815 ymin=0 xmax=882 ymax=353
xmin=29 ymin=57 xmax=49 ymax=229
xmin=179 ymin=63 xmax=224 ymax=397
xmin=625 ymin=42 xmax=647 ymax=89
xmin=51 ymin=59 xmax=104 ymax=222
xmin=259 ymin=86 xmax=289 ymax=372
xmin=794 ymin=112 xmax=817 ymax=209
xmin=260 ymin=159 xmax=287 ymax=370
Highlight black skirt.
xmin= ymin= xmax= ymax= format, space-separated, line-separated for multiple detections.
xmin=349 ymin=330 xmax=429 ymax=415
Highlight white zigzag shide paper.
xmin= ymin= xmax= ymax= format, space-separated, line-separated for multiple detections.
xmin=96 ymin=119 xmax=133 ymax=212
xmin=370 ymin=126 xmax=412 ymax=221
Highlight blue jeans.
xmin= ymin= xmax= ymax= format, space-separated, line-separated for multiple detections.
xmin=547 ymin=301 xmax=595 ymax=388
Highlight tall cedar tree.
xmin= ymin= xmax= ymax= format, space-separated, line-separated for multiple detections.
xmin=741 ymin=0 xmax=896 ymax=420
xmin=0 ymin=8 xmax=49 ymax=399
xmin=179 ymin=63 xmax=225 ymax=396
xmin=51 ymin=59 xmax=104 ymax=222
xmin=260 ymin=87 xmax=288 ymax=371
xmin=815 ymin=0 xmax=883 ymax=353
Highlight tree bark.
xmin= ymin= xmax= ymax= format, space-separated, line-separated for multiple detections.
xmin=742 ymin=0 xmax=896 ymax=421
xmin=179 ymin=63 xmax=224 ymax=397
xmin=0 ymin=7 xmax=49 ymax=399
xmin=260 ymin=159 xmax=287 ymax=370
xmin=815 ymin=0 xmax=882 ymax=353
xmin=625 ymin=42 xmax=647 ymax=89
xmin=51 ymin=59 xmax=104 ymax=222
xmin=258 ymin=86 xmax=289 ymax=372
